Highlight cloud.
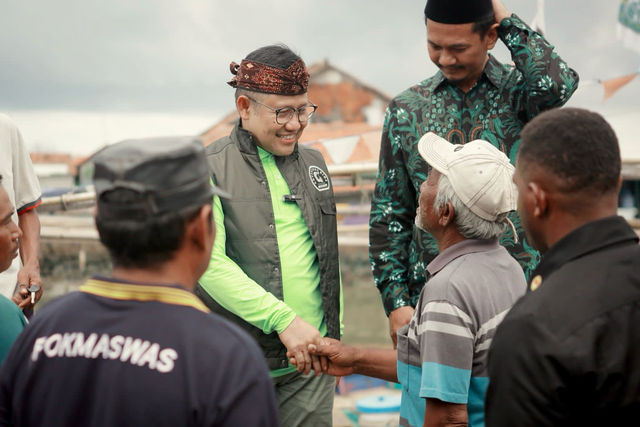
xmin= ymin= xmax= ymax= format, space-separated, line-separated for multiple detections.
xmin=1 ymin=0 xmax=635 ymax=108
xmin=1 ymin=0 xmax=638 ymax=153
xmin=8 ymin=110 xmax=219 ymax=155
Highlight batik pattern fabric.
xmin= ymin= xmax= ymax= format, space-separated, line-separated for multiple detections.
xmin=227 ymin=58 xmax=309 ymax=95
xmin=369 ymin=14 xmax=579 ymax=316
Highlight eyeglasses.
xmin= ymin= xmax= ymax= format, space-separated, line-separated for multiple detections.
xmin=246 ymin=96 xmax=318 ymax=125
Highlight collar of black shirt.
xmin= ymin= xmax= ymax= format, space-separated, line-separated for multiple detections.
xmin=528 ymin=216 xmax=638 ymax=292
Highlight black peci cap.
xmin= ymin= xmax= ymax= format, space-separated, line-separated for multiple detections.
xmin=92 ymin=136 xmax=230 ymax=220
xmin=424 ymin=0 xmax=494 ymax=24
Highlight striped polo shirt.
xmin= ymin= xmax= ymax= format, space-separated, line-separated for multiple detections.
xmin=397 ymin=239 xmax=526 ymax=427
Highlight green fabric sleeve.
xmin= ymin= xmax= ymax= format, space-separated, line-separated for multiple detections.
xmin=0 ymin=296 xmax=26 ymax=366
xmin=198 ymin=194 xmax=297 ymax=335
xmin=369 ymin=100 xmax=415 ymax=316
xmin=499 ymin=14 xmax=579 ymax=121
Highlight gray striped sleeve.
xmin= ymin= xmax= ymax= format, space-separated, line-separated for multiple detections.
xmin=412 ymin=300 xmax=475 ymax=371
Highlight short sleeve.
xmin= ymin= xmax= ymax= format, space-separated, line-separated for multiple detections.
xmin=8 ymin=119 xmax=41 ymax=213
xmin=416 ymin=300 xmax=474 ymax=403
xmin=0 ymin=295 xmax=27 ymax=366
xmin=0 ymin=296 xmax=27 ymax=425
xmin=202 ymin=327 xmax=280 ymax=426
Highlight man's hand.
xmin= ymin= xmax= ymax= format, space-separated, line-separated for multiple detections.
xmin=278 ymin=316 xmax=324 ymax=376
xmin=288 ymin=338 xmax=357 ymax=377
xmin=290 ymin=339 xmax=399 ymax=382
xmin=423 ymin=398 xmax=468 ymax=427
xmin=389 ymin=306 xmax=415 ymax=349
xmin=12 ymin=265 xmax=43 ymax=310
xmin=492 ymin=0 xmax=511 ymax=24
xmin=14 ymin=209 xmax=42 ymax=310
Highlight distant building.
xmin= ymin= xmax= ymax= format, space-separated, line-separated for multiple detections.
xmin=566 ymin=77 xmax=640 ymax=220
xmin=306 ymin=59 xmax=390 ymax=126
xmin=199 ymin=60 xmax=389 ymax=205
xmin=30 ymin=152 xmax=88 ymax=195
xmin=76 ymin=60 xmax=389 ymax=205
xmin=200 ymin=59 xmax=389 ymax=164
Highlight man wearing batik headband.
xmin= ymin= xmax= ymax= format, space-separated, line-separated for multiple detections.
xmin=370 ymin=0 xmax=580 ymax=350
xmin=196 ymin=44 xmax=342 ymax=427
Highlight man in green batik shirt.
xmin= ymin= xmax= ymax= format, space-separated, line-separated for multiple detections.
xmin=370 ymin=0 xmax=579 ymax=347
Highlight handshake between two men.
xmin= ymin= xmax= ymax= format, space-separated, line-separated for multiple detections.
xmin=287 ymin=338 xmax=398 ymax=383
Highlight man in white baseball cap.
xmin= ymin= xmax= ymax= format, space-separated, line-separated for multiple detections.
xmin=416 ymin=131 xmax=519 ymax=242
xmin=292 ymin=132 xmax=527 ymax=427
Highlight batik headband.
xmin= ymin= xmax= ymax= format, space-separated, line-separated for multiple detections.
xmin=227 ymin=58 xmax=309 ymax=95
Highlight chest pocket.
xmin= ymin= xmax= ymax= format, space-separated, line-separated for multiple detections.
xmin=319 ymin=198 xmax=336 ymax=215
xmin=318 ymin=198 xmax=337 ymax=233
xmin=308 ymin=197 xmax=337 ymax=257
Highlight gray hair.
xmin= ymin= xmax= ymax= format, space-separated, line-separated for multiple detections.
xmin=434 ymin=174 xmax=507 ymax=240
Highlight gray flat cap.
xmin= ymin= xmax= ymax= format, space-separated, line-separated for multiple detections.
xmin=92 ymin=136 xmax=229 ymax=219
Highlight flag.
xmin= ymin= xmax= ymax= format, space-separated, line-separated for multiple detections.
xmin=602 ymin=72 xmax=639 ymax=101
xmin=569 ymin=70 xmax=640 ymax=104
xmin=617 ymin=0 xmax=640 ymax=53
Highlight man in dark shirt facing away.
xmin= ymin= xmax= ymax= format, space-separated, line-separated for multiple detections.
xmin=486 ymin=108 xmax=640 ymax=426
xmin=0 ymin=137 xmax=280 ymax=427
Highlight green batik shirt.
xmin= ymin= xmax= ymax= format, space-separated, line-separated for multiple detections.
xmin=369 ymin=14 xmax=579 ymax=316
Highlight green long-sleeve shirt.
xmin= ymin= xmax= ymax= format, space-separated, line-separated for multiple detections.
xmin=199 ymin=146 xmax=343 ymax=377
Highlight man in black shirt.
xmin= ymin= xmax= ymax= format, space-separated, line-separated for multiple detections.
xmin=486 ymin=108 xmax=640 ymax=426
xmin=0 ymin=137 xmax=280 ymax=427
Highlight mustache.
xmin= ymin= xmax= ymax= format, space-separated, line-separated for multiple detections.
xmin=437 ymin=64 xmax=465 ymax=71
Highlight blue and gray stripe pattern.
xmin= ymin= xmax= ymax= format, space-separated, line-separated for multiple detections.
xmin=396 ymin=239 xmax=526 ymax=427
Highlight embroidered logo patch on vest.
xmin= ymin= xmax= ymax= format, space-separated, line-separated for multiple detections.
xmin=309 ymin=166 xmax=330 ymax=192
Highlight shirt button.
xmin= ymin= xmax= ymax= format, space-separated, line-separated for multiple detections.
xmin=274 ymin=267 xmax=279 ymax=272
xmin=269 ymin=224 xmax=274 ymax=229
xmin=276 ymin=176 xmax=281 ymax=180
xmin=261 ymin=181 xmax=266 ymax=186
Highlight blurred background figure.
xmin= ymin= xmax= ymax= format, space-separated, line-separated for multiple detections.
xmin=0 ymin=174 xmax=28 ymax=366
xmin=0 ymin=114 xmax=43 ymax=315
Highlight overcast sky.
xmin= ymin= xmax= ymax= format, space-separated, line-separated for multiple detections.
xmin=1 ymin=0 xmax=638 ymax=155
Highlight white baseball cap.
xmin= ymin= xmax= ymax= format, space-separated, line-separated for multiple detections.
xmin=417 ymin=132 xmax=517 ymax=223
